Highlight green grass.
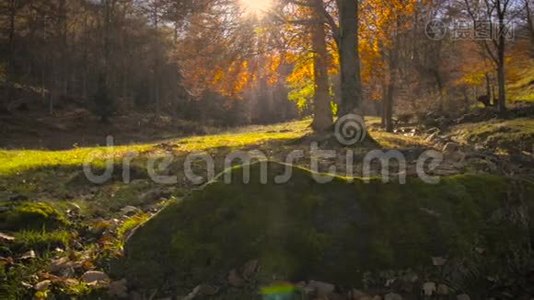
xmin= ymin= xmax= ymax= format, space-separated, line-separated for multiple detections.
xmin=12 ymin=229 xmax=71 ymax=252
xmin=454 ymin=118 xmax=534 ymax=153
xmin=0 ymin=120 xmax=311 ymax=176
xmin=117 ymin=213 xmax=151 ymax=241
xmin=174 ymin=120 xmax=310 ymax=152
xmin=1 ymin=201 xmax=68 ymax=231
xmin=0 ymin=117 xmax=432 ymax=177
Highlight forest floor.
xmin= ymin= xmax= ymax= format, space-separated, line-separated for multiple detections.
xmin=1 ymin=109 xmax=533 ymax=299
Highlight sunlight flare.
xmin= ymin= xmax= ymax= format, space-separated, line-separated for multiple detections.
xmin=239 ymin=0 xmax=273 ymax=17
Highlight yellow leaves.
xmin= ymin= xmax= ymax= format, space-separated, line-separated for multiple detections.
xmin=359 ymin=0 xmax=420 ymax=88
xmin=197 ymin=53 xmax=286 ymax=98
xmin=210 ymin=60 xmax=251 ymax=97
xmin=287 ymin=53 xmax=314 ymax=86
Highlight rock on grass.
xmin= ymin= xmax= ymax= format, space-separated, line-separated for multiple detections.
xmin=123 ymin=162 xmax=534 ymax=292
xmin=0 ymin=201 xmax=68 ymax=231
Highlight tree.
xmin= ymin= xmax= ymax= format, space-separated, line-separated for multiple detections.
xmin=463 ymin=0 xmax=514 ymax=114
xmin=310 ymin=3 xmax=333 ymax=132
xmin=525 ymin=0 xmax=534 ymax=53
xmin=336 ymin=0 xmax=364 ymax=116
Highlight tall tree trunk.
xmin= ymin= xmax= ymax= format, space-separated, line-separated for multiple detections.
xmin=382 ymin=18 xmax=400 ymax=133
xmin=384 ymin=80 xmax=395 ymax=133
xmin=311 ymin=0 xmax=332 ymax=132
xmin=485 ymin=73 xmax=492 ymax=100
xmin=58 ymin=0 xmax=68 ymax=95
xmin=3 ymin=0 xmax=17 ymax=111
xmin=380 ymin=79 xmax=387 ymax=128
xmin=337 ymin=0 xmax=363 ymax=116
xmin=497 ymin=6 xmax=507 ymax=114
xmin=383 ymin=52 xmax=397 ymax=133
xmin=153 ymin=1 xmax=161 ymax=115
xmin=526 ymin=0 xmax=534 ymax=54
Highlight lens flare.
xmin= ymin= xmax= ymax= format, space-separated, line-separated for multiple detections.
xmin=239 ymin=0 xmax=273 ymax=17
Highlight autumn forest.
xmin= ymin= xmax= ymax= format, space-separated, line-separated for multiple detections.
xmin=1 ymin=0 xmax=534 ymax=299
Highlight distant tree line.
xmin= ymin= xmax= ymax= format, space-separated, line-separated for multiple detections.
xmin=0 ymin=0 xmax=298 ymax=125
xmin=1 ymin=0 xmax=533 ymax=129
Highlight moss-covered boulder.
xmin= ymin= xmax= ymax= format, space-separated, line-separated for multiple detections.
xmin=0 ymin=201 xmax=68 ymax=231
xmin=124 ymin=162 xmax=533 ymax=292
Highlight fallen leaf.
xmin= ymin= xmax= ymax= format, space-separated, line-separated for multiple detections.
xmin=81 ymin=270 xmax=110 ymax=285
xmin=0 ymin=232 xmax=15 ymax=242
xmin=432 ymin=256 xmax=447 ymax=266
xmin=20 ymin=250 xmax=36 ymax=260
xmin=34 ymin=280 xmax=52 ymax=291
xmin=423 ymin=282 xmax=437 ymax=296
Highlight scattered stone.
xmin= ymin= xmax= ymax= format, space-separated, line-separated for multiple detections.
xmin=457 ymin=294 xmax=471 ymax=300
xmin=0 ymin=232 xmax=15 ymax=242
xmin=384 ymin=293 xmax=402 ymax=300
xmin=34 ymin=280 xmax=52 ymax=291
xmin=50 ymin=257 xmax=73 ymax=274
xmin=108 ymin=279 xmax=128 ymax=298
xmin=437 ymin=283 xmax=449 ymax=295
xmin=81 ymin=270 xmax=110 ymax=285
xmin=432 ymin=256 xmax=447 ymax=266
xmin=227 ymin=269 xmax=245 ymax=287
xmin=422 ymin=282 xmax=437 ymax=296
xmin=307 ymin=280 xmax=335 ymax=296
xmin=20 ymin=250 xmax=36 ymax=260
xmin=120 ymin=206 xmax=141 ymax=216
xmin=67 ymin=203 xmax=82 ymax=215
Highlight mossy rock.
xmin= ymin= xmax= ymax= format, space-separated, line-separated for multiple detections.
xmin=0 ymin=201 xmax=68 ymax=231
xmin=123 ymin=162 xmax=533 ymax=292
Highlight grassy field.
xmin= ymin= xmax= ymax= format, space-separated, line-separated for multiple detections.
xmin=0 ymin=118 xmax=431 ymax=176
xmin=1 ymin=116 xmax=533 ymax=299
xmin=452 ymin=117 xmax=534 ymax=153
